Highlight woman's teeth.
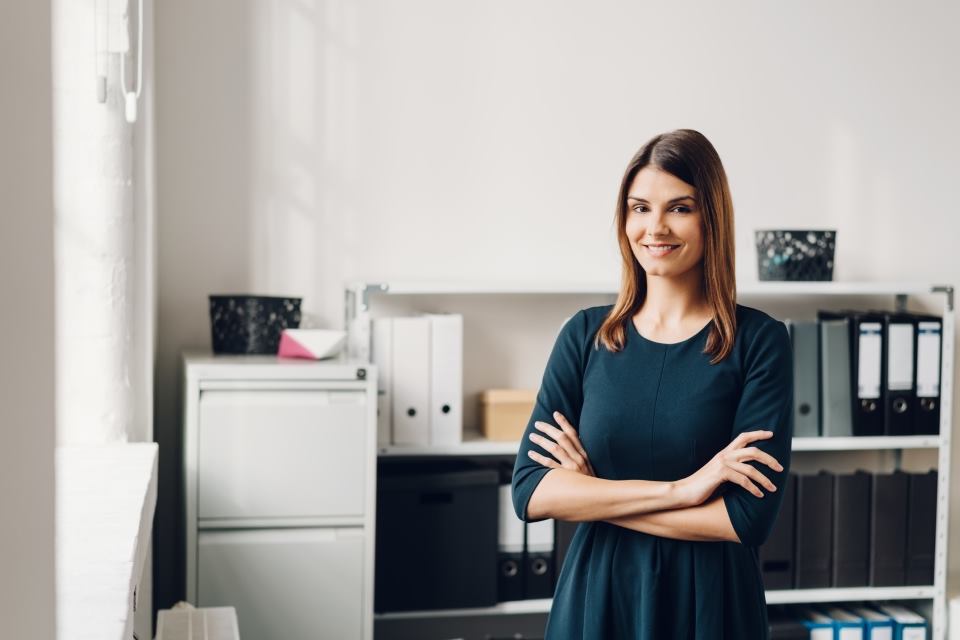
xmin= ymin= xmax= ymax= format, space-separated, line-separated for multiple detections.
xmin=645 ymin=244 xmax=679 ymax=257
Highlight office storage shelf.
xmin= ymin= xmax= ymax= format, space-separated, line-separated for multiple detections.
xmin=377 ymin=433 xmax=942 ymax=457
xmin=374 ymin=586 xmax=937 ymax=621
xmin=350 ymin=280 xmax=953 ymax=638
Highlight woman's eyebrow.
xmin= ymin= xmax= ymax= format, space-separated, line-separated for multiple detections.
xmin=626 ymin=195 xmax=696 ymax=203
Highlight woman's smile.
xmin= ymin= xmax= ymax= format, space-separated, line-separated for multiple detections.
xmin=644 ymin=243 xmax=681 ymax=257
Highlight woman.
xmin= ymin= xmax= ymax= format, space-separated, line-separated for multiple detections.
xmin=511 ymin=129 xmax=793 ymax=639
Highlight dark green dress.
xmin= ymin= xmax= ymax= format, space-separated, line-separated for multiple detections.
xmin=511 ymin=303 xmax=793 ymax=640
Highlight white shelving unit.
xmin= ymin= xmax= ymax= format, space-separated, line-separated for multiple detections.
xmin=350 ymin=280 xmax=954 ymax=638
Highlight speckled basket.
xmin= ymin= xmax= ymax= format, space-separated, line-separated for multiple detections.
xmin=208 ymin=295 xmax=302 ymax=354
xmin=755 ymin=230 xmax=836 ymax=281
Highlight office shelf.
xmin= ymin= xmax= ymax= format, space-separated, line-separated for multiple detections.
xmin=378 ymin=433 xmax=942 ymax=457
xmin=351 ymin=280 xmax=953 ymax=639
xmin=375 ymin=586 xmax=937 ymax=621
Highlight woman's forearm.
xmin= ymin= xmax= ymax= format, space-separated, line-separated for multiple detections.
xmin=525 ymin=468 xmax=687 ymax=522
xmin=604 ymin=495 xmax=740 ymax=542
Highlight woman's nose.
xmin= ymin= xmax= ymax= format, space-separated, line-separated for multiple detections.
xmin=647 ymin=210 xmax=671 ymax=236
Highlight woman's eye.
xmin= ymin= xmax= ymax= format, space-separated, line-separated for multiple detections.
xmin=671 ymin=206 xmax=692 ymax=214
xmin=632 ymin=205 xmax=648 ymax=213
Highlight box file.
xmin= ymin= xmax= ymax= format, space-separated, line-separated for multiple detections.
xmin=391 ymin=316 xmax=431 ymax=445
xmin=426 ymin=313 xmax=463 ymax=446
xmin=913 ymin=314 xmax=943 ymax=435
xmin=849 ymin=605 xmax=895 ymax=640
xmin=832 ymin=470 xmax=871 ymax=587
xmin=818 ymin=315 xmax=854 ymax=436
xmin=786 ymin=320 xmax=820 ymax=437
xmin=850 ymin=312 xmax=885 ymax=436
xmin=795 ymin=472 xmax=834 ymax=588
xmin=870 ymin=470 xmax=910 ymax=586
xmin=497 ymin=484 xmax=525 ymax=602
xmin=525 ymin=518 xmax=555 ymax=599
xmin=873 ymin=604 xmax=927 ymax=640
xmin=906 ymin=469 xmax=938 ymax=585
xmin=882 ymin=312 xmax=917 ymax=436
xmin=797 ymin=607 xmax=834 ymax=640
xmin=372 ymin=317 xmax=394 ymax=446
xmin=760 ymin=473 xmax=796 ymax=589
xmin=819 ymin=606 xmax=865 ymax=640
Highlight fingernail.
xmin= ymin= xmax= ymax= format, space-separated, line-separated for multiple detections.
xmin=553 ymin=411 xmax=559 ymax=418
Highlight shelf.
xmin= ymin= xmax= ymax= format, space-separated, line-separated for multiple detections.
xmin=375 ymin=586 xmax=937 ymax=620
xmin=378 ymin=433 xmax=942 ymax=457
xmin=765 ymin=585 xmax=938 ymax=605
xmin=349 ymin=280 xmax=951 ymax=298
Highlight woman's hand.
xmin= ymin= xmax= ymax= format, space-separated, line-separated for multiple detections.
xmin=674 ymin=430 xmax=783 ymax=507
xmin=526 ymin=411 xmax=596 ymax=477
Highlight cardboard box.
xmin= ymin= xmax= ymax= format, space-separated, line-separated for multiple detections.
xmin=481 ymin=389 xmax=536 ymax=441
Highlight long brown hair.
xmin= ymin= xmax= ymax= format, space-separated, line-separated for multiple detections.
xmin=594 ymin=129 xmax=737 ymax=364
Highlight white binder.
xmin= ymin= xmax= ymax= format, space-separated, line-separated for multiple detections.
xmin=391 ymin=316 xmax=431 ymax=445
xmin=426 ymin=313 xmax=463 ymax=445
xmin=371 ymin=317 xmax=393 ymax=446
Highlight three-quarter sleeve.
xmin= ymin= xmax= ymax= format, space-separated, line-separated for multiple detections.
xmin=511 ymin=309 xmax=588 ymax=523
xmin=722 ymin=318 xmax=794 ymax=547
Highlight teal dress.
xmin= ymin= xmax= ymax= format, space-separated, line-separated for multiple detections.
xmin=512 ymin=303 xmax=793 ymax=640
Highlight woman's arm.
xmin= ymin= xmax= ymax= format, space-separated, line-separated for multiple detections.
xmin=525 ymin=468 xmax=686 ymax=522
xmin=605 ymin=495 xmax=740 ymax=542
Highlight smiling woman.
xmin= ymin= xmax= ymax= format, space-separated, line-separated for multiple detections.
xmin=511 ymin=129 xmax=792 ymax=640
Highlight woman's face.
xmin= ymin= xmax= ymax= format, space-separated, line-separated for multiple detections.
xmin=624 ymin=166 xmax=705 ymax=279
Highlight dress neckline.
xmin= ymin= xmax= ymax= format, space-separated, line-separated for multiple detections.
xmin=629 ymin=315 xmax=714 ymax=346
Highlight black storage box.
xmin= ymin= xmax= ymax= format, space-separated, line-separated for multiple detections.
xmin=755 ymin=229 xmax=835 ymax=281
xmin=375 ymin=467 xmax=500 ymax=613
xmin=208 ymin=295 xmax=302 ymax=354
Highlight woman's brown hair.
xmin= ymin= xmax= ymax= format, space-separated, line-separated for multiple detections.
xmin=594 ymin=129 xmax=737 ymax=364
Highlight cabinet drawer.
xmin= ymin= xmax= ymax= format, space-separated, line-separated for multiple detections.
xmin=198 ymin=527 xmax=364 ymax=640
xmin=198 ymin=389 xmax=367 ymax=520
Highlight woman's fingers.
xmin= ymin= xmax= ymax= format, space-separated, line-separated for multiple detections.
xmin=553 ymin=412 xmax=591 ymax=459
xmin=729 ymin=460 xmax=776 ymax=493
xmin=533 ymin=421 xmax=587 ymax=466
xmin=724 ymin=465 xmax=765 ymax=498
xmin=527 ymin=449 xmax=560 ymax=468
xmin=738 ymin=446 xmax=783 ymax=472
xmin=730 ymin=430 xmax=774 ymax=450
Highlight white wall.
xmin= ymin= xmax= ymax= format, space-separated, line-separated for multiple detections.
xmin=0 ymin=1 xmax=56 ymax=637
xmin=155 ymin=0 xmax=960 ymax=609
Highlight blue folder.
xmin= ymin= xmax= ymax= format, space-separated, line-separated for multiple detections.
xmin=819 ymin=606 xmax=864 ymax=640
xmin=873 ymin=604 xmax=928 ymax=640
xmin=849 ymin=606 xmax=894 ymax=640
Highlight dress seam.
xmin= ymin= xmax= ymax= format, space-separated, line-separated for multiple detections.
xmin=648 ymin=346 xmax=668 ymax=480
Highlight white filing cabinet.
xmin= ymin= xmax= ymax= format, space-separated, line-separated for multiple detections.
xmin=182 ymin=354 xmax=378 ymax=640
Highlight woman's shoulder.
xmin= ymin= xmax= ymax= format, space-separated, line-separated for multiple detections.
xmin=734 ymin=303 xmax=790 ymax=354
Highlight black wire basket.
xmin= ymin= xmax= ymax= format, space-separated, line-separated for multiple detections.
xmin=208 ymin=295 xmax=303 ymax=354
xmin=755 ymin=230 xmax=836 ymax=281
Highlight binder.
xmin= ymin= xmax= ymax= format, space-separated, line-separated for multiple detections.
xmin=850 ymin=312 xmax=885 ymax=436
xmin=913 ymin=314 xmax=943 ymax=435
xmin=391 ymin=316 xmax=431 ymax=445
xmin=497 ymin=484 xmax=524 ymax=602
xmin=832 ymin=470 xmax=871 ymax=587
xmin=869 ymin=470 xmax=909 ymax=586
xmin=786 ymin=320 xmax=820 ymax=437
xmin=760 ymin=473 xmax=796 ymax=589
xmin=371 ymin=317 xmax=394 ymax=446
xmin=795 ymin=471 xmax=833 ymax=588
xmin=905 ymin=469 xmax=938 ymax=586
xmin=818 ymin=310 xmax=884 ymax=436
xmin=426 ymin=313 xmax=463 ymax=446
xmin=817 ymin=314 xmax=853 ymax=436
xmin=525 ymin=518 xmax=555 ymax=599
xmin=849 ymin=606 xmax=894 ymax=640
xmin=796 ymin=607 xmax=834 ymax=640
xmin=819 ymin=606 xmax=865 ymax=640
xmin=872 ymin=604 xmax=927 ymax=640
xmin=881 ymin=312 xmax=917 ymax=436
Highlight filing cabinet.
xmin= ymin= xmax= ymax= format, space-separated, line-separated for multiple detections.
xmin=182 ymin=354 xmax=378 ymax=640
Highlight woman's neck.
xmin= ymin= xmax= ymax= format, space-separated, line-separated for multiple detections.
xmin=638 ymin=268 xmax=711 ymax=326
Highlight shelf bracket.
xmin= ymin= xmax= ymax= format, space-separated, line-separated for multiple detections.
xmin=932 ymin=285 xmax=954 ymax=312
